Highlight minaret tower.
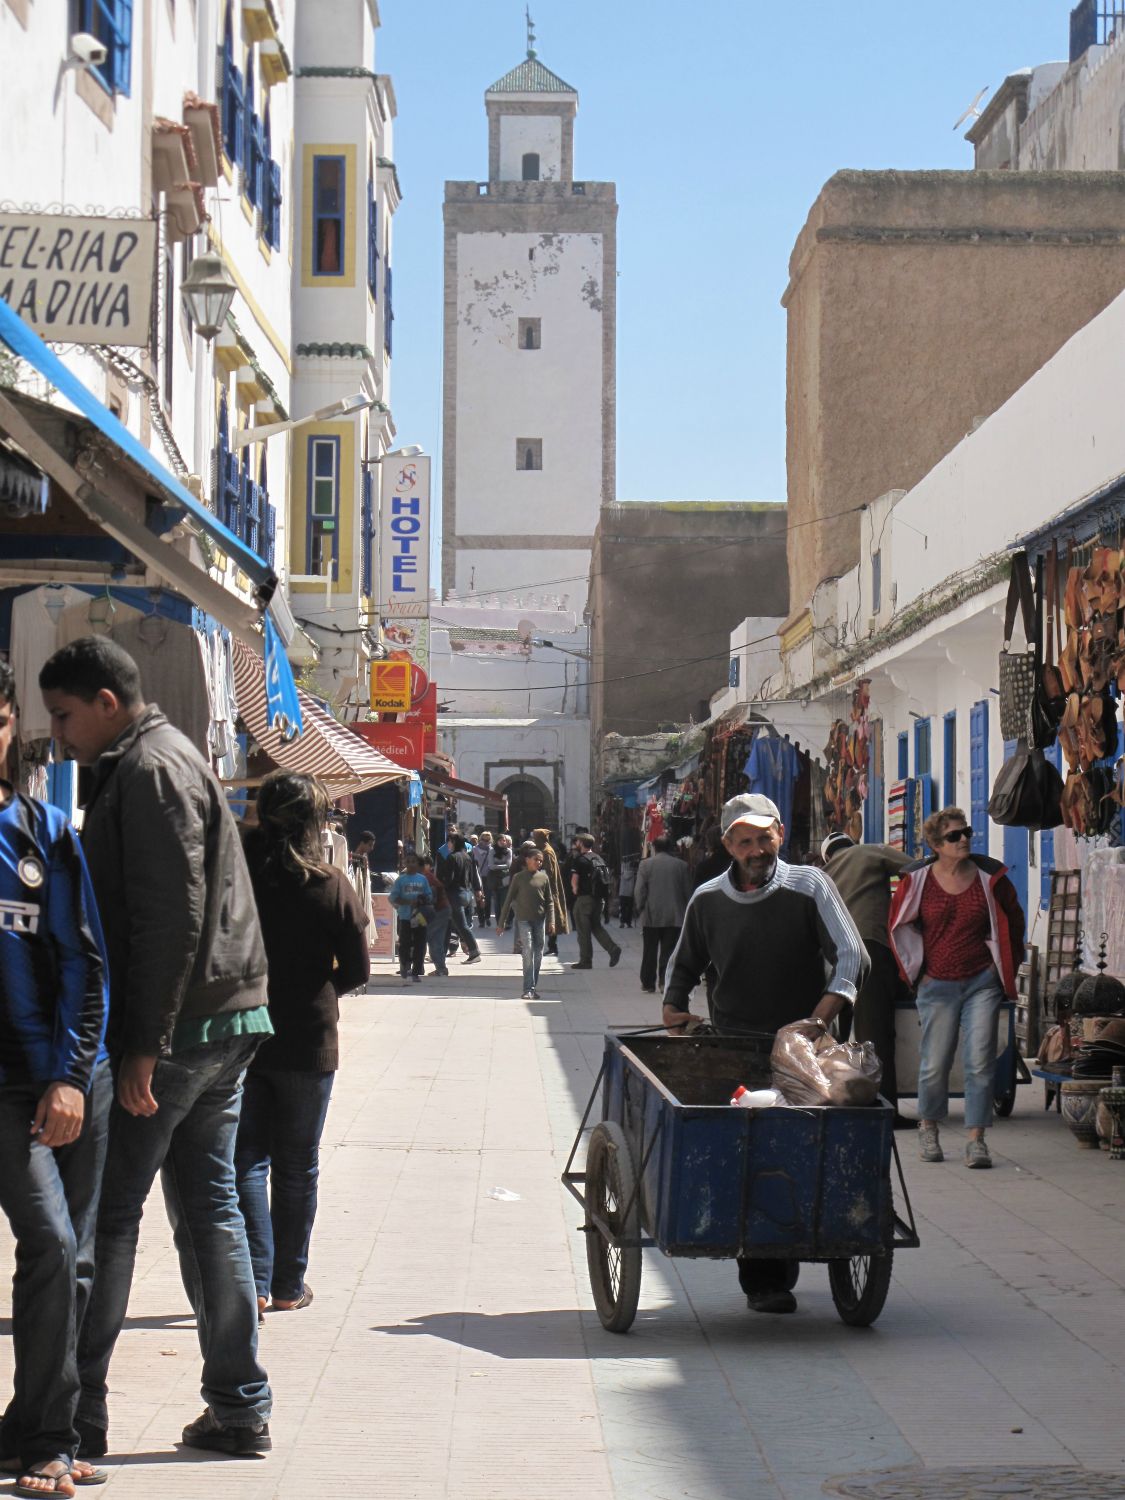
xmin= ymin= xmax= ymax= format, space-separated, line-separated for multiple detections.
xmin=441 ymin=26 xmax=617 ymax=608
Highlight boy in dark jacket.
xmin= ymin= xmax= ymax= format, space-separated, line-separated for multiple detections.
xmin=40 ymin=636 xmax=273 ymax=1460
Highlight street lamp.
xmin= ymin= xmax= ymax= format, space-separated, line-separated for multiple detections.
xmin=230 ymin=392 xmax=380 ymax=450
xmin=179 ymin=252 xmax=237 ymax=342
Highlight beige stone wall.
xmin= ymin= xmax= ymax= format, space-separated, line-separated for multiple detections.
xmin=784 ymin=169 xmax=1125 ymax=609
xmin=1020 ymin=44 xmax=1125 ymax=169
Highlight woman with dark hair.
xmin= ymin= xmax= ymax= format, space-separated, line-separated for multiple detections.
xmin=235 ymin=771 xmax=370 ymax=1317
xmin=888 ymin=805 xmax=1025 ymax=1170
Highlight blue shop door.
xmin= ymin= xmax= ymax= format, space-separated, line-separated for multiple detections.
xmin=969 ymin=700 xmax=989 ymax=856
xmin=1001 ymin=739 xmax=1029 ymax=918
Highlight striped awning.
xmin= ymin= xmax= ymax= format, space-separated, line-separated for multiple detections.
xmin=232 ymin=637 xmax=407 ymax=796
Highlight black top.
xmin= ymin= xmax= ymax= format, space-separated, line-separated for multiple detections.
xmin=438 ymin=848 xmax=479 ymax=894
xmin=572 ymin=852 xmax=601 ymax=898
xmin=243 ymin=834 xmax=370 ymax=1071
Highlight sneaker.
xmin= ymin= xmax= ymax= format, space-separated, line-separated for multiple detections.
xmin=521 ymin=990 xmax=532 ymax=999
xmin=530 ymin=988 xmax=541 ymax=999
xmin=965 ymin=1136 xmax=992 ymax=1170
xmin=181 ymin=1407 xmax=271 ymax=1457
xmin=412 ymin=974 xmax=422 ymax=984
xmin=641 ymin=986 xmax=656 ymax=994
xmin=463 ymin=953 xmax=482 ymax=965
xmin=746 ymin=1289 xmax=797 ymax=1315
xmin=609 ymin=949 xmax=622 ymax=969
xmin=918 ymin=1123 xmax=943 ymax=1163
xmin=570 ymin=962 xmax=592 ymax=970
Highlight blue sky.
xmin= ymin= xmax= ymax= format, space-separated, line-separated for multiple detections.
xmin=378 ymin=1 xmax=1070 ymax=507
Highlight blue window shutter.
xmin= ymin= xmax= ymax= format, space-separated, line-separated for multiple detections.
xmin=361 ymin=469 xmax=373 ymax=597
xmin=897 ymin=732 xmax=908 ymax=780
xmin=264 ymin=500 xmax=276 ymax=569
xmin=268 ymin=161 xmax=282 ymax=249
xmin=367 ymin=190 xmax=378 ymax=297
xmin=232 ymin=67 xmax=245 ymax=166
xmin=969 ymin=700 xmax=989 ymax=855
xmin=115 ymin=0 xmax=133 ymax=96
xmin=1040 ymin=739 xmax=1063 ymax=907
xmin=384 ymin=264 xmax=393 ymax=355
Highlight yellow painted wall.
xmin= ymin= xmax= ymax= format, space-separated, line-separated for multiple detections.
xmin=301 ymin=144 xmax=357 ymax=287
xmin=290 ymin=421 xmax=356 ymax=592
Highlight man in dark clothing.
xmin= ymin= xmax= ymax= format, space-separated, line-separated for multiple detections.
xmin=40 ymin=637 xmax=273 ymax=1459
xmin=634 ymin=836 xmax=692 ymax=993
xmin=0 ymin=661 xmax=111 ymax=1496
xmin=663 ymin=794 xmax=868 ymax=1316
xmin=821 ymin=833 xmax=912 ymax=1116
xmin=569 ymin=835 xmax=621 ymax=970
xmin=436 ymin=834 xmax=482 ymax=964
xmin=692 ymin=825 xmax=730 ymax=889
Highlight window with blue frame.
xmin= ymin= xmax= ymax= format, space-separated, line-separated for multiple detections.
xmin=866 ymin=719 xmax=885 ymax=843
xmin=307 ymin=435 xmax=341 ymax=579
xmin=1039 ymin=739 xmax=1064 ymax=908
xmin=367 ymin=184 xmax=379 ymax=298
xmin=211 ymin=392 xmax=275 ymax=569
xmin=220 ymin=2 xmax=244 ymax=165
xmin=384 ymin=263 xmax=394 ymax=354
xmin=77 ymin=0 xmax=133 ymax=96
xmin=969 ymin=700 xmax=989 ymax=855
xmin=897 ymin=731 xmax=908 ymax=780
xmin=244 ymin=55 xmax=264 ymax=210
xmin=914 ymin=716 xmax=935 ymax=818
xmin=312 ymin=156 xmax=346 ymax=276
xmin=264 ymin=105 xmax=282 ymax=250
xmin=943 ymin=711 xmax=957 ymax=810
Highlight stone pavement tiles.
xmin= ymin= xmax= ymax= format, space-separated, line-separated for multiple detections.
xmin=0 ymin=924 xmax=1122 ymax=1498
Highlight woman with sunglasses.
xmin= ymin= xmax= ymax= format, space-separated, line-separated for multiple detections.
xmin=887 ymin=806 xmax=1025 ymax=1169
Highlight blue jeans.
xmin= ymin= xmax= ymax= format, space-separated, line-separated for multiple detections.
xmin=235 ymin=1069 xmax=335 ymax=1304
xmin=449 ymin=889 xmax=480 ymax=958
xmin=77 ymin=1034 xmax=271 ymax=1431
xmin=916 ymin=967 xmax=1004 ymax=1130
xmin=425 ymin=908 xmax=452 ymax=972
xmin=517 ymin=918 xmax=545 ymax=993
xmin=0 ymin=1060 xmax=111 ymax=1467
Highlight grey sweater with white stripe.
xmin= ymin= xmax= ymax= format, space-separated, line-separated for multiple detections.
xmin=664 ymin=861 xmax=870 ymax=1036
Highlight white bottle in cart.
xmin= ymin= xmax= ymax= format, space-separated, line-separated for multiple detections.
xmin=730 ymin=1085 xmax=784 ymax=1109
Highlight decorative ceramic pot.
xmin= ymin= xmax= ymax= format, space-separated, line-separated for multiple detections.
xmin=1098 ymin=1085 xmax=1125 ymax=1160
xmin=1060 ymin=1079 xmax=1108 ymax=1148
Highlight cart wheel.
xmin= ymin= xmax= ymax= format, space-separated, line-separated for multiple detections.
xmin=828 ymin=1246 xmax=893 ymax=1327
xmin=994 ymin=1087 xmax=1016 ymax=1118
xmin=585 ymin=1121 xmax=642 ymax=1333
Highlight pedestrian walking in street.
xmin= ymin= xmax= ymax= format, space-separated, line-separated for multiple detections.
xmin=635 ymin=836 xmax=692 ymax=993
xmin=472 ymin=830 xmax=495 ymax=926
xmin=691 ymin=825 xmax=729 ymax=889
xmin=569 ymin=834 xmax=621 ymax=970
xmin=420 ymin=856 xmax=452 ymax=976
xmin=616 ymin=855 xmax=637 ymax=928
xmin=0 ymin=660 xmax=112 ymax=1499
xmin=532 ymin=828 xmax=570 ymax=956
xmin=821 ymin=832 xmax=913 ymax=1121
xmin=235 ymin=772 xmax=369 ymax=1322
xmin=663 ymin=794 xmax=868 ymax=1314
xmin=887 ymin=807 xmax=1025 ymax=1171
xmin=488 ymin=834 xmax=513 ymax=928
xmin=436 ymin=835 xmax=482 ymax=964
xmin=389 ymin=852 xmax=431 ymax=982
xmin=497 ymin=846 xmax=555 ymax=998
xmin=40 ymin=636 xmax=273 ymax=1459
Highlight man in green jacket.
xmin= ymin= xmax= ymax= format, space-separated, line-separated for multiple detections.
xmin=40 ymin=636 xmax=273 ymax=1461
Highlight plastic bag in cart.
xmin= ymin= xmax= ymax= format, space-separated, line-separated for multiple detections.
xmin=770 ymin=1020 xmax=882 ymax=1107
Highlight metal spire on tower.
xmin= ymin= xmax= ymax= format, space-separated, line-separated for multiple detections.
xmin=525 ymin=5 xmax=537 ymax=58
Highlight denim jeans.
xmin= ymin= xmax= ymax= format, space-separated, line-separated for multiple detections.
xmin=574 ymin=895 xmax=620 ymax=966
xmin=234 ymin=1069 xmax=335 ymax=1304
xmin=516 ymin=918 xmax=545 ymax=993
xmin=0 ymin=1059 xmax=111 ymax=1467
xmin=425 ymin=908 xmax=452 ymax=972
xmin=916 ymin=966 xmax=1004 ymax=1130
xmin=448 ymin=889 xmax=480 ymax=958
xmin=77 ymin=1033 xmax=271 ymax=1432
xmin=397 ymin=918 xmax=427 ymax=977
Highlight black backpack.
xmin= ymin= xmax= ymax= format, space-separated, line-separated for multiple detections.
xmin=589 ymin=854 xmax=612 ymax=904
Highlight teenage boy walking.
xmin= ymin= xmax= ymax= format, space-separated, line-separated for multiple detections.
xmin=40 ymin=637 xmax=273 ymax=1459
xmin=0 ymin=660 xmax=111 ymax=1499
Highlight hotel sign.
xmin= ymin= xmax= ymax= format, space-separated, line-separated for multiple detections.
xmin=379 ymin=452 xmax=430 ymax=607
xmin=0 ymin=213 xmax=157 ymax=347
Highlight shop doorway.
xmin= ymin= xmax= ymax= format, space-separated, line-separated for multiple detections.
xmin=495 ymin=774 xmax=555 ymax=842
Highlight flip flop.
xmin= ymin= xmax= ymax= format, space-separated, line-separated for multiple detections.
xmin=69 ymin=1463 xmax=108 ymax=1488
xmin=14 ymin=1457 xmax=95 ymax=1497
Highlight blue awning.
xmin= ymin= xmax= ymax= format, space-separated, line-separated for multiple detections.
xmin=0 ymin=298 xmax=276 ymax=595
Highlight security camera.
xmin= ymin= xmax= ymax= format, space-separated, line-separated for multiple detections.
xmin=70 ymin=32 xmax=109 ymax=67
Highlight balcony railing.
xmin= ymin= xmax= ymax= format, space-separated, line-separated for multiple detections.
xmin=1071 ymin=1 xmax=1125 ymax=60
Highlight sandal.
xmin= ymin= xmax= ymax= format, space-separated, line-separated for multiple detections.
xmin=15 ymin=1460 xmax=77 ymax=1498
xmin=69 ymin=1463 xmax=108 ymax=1488
xmin=271 ymin=1284 xmax=314 ymax=1311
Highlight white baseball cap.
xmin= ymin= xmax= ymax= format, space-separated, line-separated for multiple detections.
xmin=721 ymin=794 xmax=782 ymax=834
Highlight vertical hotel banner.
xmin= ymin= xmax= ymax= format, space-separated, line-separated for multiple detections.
xmin=379 ymin=453 xmax=430 ymax=608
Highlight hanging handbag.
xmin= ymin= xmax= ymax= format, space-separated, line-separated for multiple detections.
xmin=987 ymin=741 xmax=1064 ymax=829
xmin=1031 ymin=548 xmax=1066 ymax=749
xmin=999 ymin=553 xmax=1037 ymax=741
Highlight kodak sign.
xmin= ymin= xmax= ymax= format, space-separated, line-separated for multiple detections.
xmin=370 ymin=659 xmax=411 ymax=712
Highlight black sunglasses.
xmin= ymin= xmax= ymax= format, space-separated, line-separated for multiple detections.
xmin=942 ymin=827 xmax=973 ymax=844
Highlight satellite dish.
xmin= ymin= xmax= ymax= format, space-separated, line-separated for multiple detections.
xmin=516 ymin=618 xmax=534 ymax=643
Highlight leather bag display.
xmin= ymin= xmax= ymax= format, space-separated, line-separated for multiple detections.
xmin=999 ymin=553 xmax=1037 ymax=741
xmin=1030 ymin=549 xmax=1065 ymax=750
xmin=987 ymin=741 xmax=1064 ymax=830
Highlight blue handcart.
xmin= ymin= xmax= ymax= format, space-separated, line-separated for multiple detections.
xmin=563 ymin=1029 xmax=919 ymax=1333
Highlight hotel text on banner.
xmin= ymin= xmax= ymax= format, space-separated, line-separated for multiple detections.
xmin=380 ymin=453 xmax=430 ymax=606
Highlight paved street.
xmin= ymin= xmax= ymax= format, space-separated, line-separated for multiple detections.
xmin=2 ymin=926 xmax=1124 ymax=1499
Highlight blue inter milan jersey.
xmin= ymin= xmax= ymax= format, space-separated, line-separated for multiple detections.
xmin=0 ymin=789 xmax=109 ymax=1089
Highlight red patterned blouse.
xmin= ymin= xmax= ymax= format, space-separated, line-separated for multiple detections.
xmin=919 ymin=873 xmax=993 ymax=982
